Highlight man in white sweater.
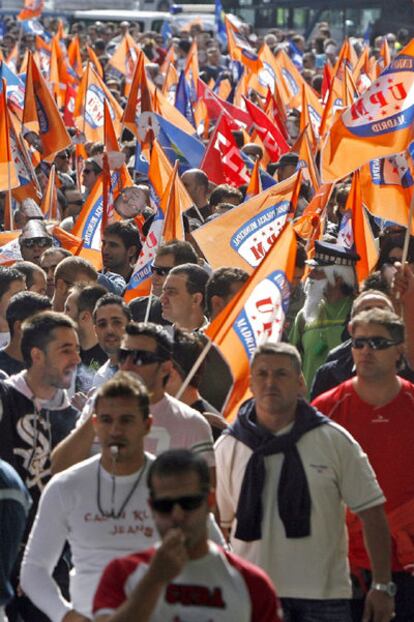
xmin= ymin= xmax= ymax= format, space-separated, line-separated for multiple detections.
xmin=21 ymin=372 xmax=157 ymax=622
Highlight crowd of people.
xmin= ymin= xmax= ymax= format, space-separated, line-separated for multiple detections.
xmin=0 ymin=6 xmax=413 ymax=622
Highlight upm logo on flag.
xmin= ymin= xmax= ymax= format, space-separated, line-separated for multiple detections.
xmin=233 ymin=269 xmax=291 ymax=357
xmin=322 ymin=40 xmax=414 ymax=182
xmin=343 ymin=71 xmax=411 ymax=137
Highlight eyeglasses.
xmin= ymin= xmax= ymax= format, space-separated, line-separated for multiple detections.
xmin=118 ymin=348 xmax=165 ymax=366
xmin=150 ymin=494 xmax=207 ymax=514
xmin=351 ymin=337 xmax=402 ymax=350
xmin=21 ymin=237 xmax=53 ymax=249
xmin=151 ymin=262 xmax=173 ymax=277
xmin=83 ymin=168 xmax=95 ymax=175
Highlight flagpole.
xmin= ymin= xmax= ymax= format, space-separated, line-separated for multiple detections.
xmin=174 ymin=338 xmax=212 ymax=401
xmin=402 ymin=192 xmax=414 ymax=265
xmin=143 ymin=291 xmax=152 ymax=324
xmin=7 ymin=158 xmax=13 ymax=231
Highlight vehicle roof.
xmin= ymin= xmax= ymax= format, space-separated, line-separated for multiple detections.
xmin=72 ymin=8 xmax=170 ymax=21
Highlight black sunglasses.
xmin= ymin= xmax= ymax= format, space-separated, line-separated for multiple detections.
xmin=118 ymin=348 xmax=165 ymax=366
xmin=151 ymin=262 xmax=173 ymax=277
xmin=21 ymin=237 xmax=53 ymax=249
xmin=150 ymin=494 xmax=207 ymax=514
xmin=352 ymin=336 xmax=402 ymax=350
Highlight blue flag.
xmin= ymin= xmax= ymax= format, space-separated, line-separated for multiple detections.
xmin=154 ymin=112 xmax=205 ymax=171
xmin=215 ymin=0 xmax=227 ymax=48
xmin=175 ymin=71 xmax=196 ymax=128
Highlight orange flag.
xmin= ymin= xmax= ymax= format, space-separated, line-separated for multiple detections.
xmin=122 ymin=52 xmax=152 ymax=139
xmin=299 ymin=83 xmax=318 ymax=152
xmin=149 ymin=140 xmax=192 ymax=212
xmin=347 ymin=170 xmax=378 ymax=282
xmin=206 ymin=223 xmax=297 ymax=419
xmin=161 ymin=160 xmax=185 ymax=241
xmin=40 ymin=164 xmax=58 ymax=220
xmin=22 ymin=53 xmax=71 ymax=161
xmin=321 ymin=40 xmax=414 ymax=182
xmin=360 ymin=153 xmax=414 ymax=232
xmin=192 ymin=173 xmax=300 ymax=271
xmin=18 ymin=0 xmax=44 ymax=21
xmin=293 ymin=183 xmax=334 ymax=241
xmin=52 ymin=225 xmax=83 ymax=255
xmin=162 ymin=62 xmax=179 ymax=102
xmin=107 ymin=34 xmax=140 ymax=96
xmin=67 ymin=35 xmax=83 ymax=79
xmin=244 ymin=158 xmax=262 ymax=201
xmin=292 ymin=128 xmax=320 ymax=193
xmin=184 ymin=40 xmax=199 ymax=100
xmin=86 ymin=45 xmax=103 ymax=78
xmin=74 ymin=62 xmax=123 ymax=143
xmin=0 ymin=81 xmax=20 ymax=192
xmin=49 ymin=37 xmax=61 ymax=105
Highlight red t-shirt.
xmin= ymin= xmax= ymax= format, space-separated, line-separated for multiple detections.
xmin=93 ymin=543 xmax=282 ymax=622
xmin=312 ymin=378 xmax=414 ymax=512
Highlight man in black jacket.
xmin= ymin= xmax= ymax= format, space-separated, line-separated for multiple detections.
xmin=0 ymin=311 xmax=80 ymax=621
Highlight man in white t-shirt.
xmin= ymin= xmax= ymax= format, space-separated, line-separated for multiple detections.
xmin=118 ymin=322 xmax=215 ymax=469
xmin=50 ymin=322 xmax=215 ymax=477
xmin=21 ymin=372 xmax=157 ymax=622
xmin=215 ymin=342 xmax=395 ymax=622
xmin=93 ymin=449 xmax=283 ymax=622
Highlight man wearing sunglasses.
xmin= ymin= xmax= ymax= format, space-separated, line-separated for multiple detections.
xmin=93 ymin=449 xmax=282 ymax=622
xmin=313 ymin=308 xmax=414 ymax=622
xmin=129 ymin=240 xmax=198 ymax=326
xmin=19 ymin=221 xmax=54 ymax=267
xmin=118 ymin=322 xmax=215 ymax=470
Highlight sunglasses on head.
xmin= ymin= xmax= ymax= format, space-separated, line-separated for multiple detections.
xmin=21 ymin=237 xmax=52 ymax=249
xmin=150 ymin=493 xmax=207 ymax=514
xmin=351 ymin=336 xmax=402 ymax=350
xmin=150 ymin=262 xmax=173 ymax=277
xmin=118 ymin=348 xmax=165 ymax=366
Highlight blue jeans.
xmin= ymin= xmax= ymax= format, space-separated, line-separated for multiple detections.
xmin=281 ymin=598 xmax=352 ymax=622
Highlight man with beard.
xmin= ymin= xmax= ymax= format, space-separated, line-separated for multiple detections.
xmin=290 ymin=241 xmax=359 ymax=392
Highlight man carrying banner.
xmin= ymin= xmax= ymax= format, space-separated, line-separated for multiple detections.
xmin=215 ymin=342 xmax=394 ymax=622
xmin=289 ymin=241 xmax=359 ymax=391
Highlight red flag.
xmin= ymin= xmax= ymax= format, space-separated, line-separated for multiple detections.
xmin=200 ymin=113 xmax=250 ymax=186
xmin=243 ymin=96 xmax=289 ymax=161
